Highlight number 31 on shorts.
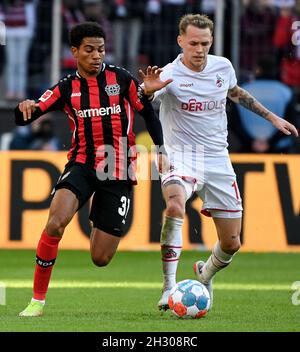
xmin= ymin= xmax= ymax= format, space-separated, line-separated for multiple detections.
xmin=118 ymin=196 xmax=131 ymax=222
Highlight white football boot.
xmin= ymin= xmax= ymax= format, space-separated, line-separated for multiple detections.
xmin=157 ymin=288 xmax=172 ymax=311
xmin=194 ymin=260 xmax=213 ymax=309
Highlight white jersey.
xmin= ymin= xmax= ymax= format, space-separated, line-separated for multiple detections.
xmin=154 ymin=54 xmax=237 ymax=157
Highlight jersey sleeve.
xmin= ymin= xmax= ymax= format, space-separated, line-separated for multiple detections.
xmin=127 ymin=75 xmax=154 ymax=112
xmin=126 ymin=74 xmax=165 ymax=149
xmin=36 ymin=83 xmax=65 ymax=113
xmin=228 ymin=61 xmax=237 ymax=89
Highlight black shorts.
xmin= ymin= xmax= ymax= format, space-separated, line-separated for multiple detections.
xmin=54 ymin=163 xmax=132 ymax=237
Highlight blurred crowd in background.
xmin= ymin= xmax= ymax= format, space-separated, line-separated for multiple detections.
xmin=0 ymin=0 xmax=300 ymax=154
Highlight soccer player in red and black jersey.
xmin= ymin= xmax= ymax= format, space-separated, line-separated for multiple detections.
xmin=16 ymin=22 xmax=170 ymax=317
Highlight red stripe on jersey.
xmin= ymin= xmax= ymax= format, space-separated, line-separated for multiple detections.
xmin=105 ymin=70 xmax=124 ymax=180
xmin=128 ymin=79 xmax=144 ymax=111
xmin=38 ymin=86 xmax=61 ymax=112
xmin=71 ymin=79 xmax=86 ymax=164
xmin=87 ymin=78 xmax=104 ymax=169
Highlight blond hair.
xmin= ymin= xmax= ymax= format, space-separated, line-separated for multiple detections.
xmin=179 ymin=14 xmax=214 ymax=35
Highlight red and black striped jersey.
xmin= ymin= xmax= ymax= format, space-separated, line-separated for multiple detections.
xmin=15 ymin=63 xmax=163 ymax=183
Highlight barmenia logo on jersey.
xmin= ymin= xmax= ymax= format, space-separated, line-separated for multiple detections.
xmin=74 ymin=104 xmax=121 ymax=118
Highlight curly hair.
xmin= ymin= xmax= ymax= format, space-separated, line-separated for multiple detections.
xmin=69 ymin=21 xmax=106 ymax=48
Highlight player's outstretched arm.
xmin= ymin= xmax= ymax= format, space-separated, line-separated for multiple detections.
xmin=139 ymin=66 xmax=173 ymax=96
xmin=228 ymin=85 xmax=299 ymax=137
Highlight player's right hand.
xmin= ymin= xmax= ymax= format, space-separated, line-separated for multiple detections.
xmin=139 ymin=66 xmax=173 ymax=96
xmin=18 ymin=100 xmax=40 ymax=121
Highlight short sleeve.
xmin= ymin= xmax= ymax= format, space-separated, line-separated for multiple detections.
xmin=228 ymin=61 xmax=237 ymax=89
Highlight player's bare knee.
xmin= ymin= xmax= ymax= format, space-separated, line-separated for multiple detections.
xmin=221 ymin=238 xmax=241 ymax=254
xmin=166 ymin=199 xmax=185 ymax=218
xmin=46 ymin=216 xmax=68 ymax=236
xmin=91 ymin=253 xmax=112 ymax=267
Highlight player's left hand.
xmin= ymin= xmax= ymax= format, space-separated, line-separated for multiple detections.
xmin=157 ymin=152 xmax=171 ymax=175
xmin=18 ymin=99 xmax=40 ymax=121
xmin=271 ymin=115 xmax=299 ymax=137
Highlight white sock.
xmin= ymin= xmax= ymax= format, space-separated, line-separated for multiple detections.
xmin=160 ymin=216 xmax=183 ymax=290
xmin=200 ymin=241 xmax=234 ymax=284
xmin=31 ymin=298 xmax=45 ymax=305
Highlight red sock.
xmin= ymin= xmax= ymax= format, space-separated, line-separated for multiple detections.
xmin=33 ymin=230 xmax=61 ymax=300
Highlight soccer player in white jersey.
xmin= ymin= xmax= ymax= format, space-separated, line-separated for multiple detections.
xmin=140 ymin=14 xmax=299 ymax=311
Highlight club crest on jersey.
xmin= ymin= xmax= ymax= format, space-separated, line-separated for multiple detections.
xmin=105 ymin=84 xmax=120 ymax=96
xmin=39 ymin=90 xmax=53 ymax=102
xmin=216 ymin=74 xmax=224 ymax=88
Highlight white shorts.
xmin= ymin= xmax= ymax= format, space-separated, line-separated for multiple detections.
xmin=161 ymin=155 xmax=243 ymax=219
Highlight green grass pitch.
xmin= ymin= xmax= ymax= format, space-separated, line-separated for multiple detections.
xmin=0 ymin=250 xmax=299 ymax=332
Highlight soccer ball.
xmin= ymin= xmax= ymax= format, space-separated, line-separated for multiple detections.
xmin=168 ymin=279 xmax=211 ymax=319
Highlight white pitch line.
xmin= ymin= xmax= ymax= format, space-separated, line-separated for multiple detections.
xmin=1 ymin=280 xmax=292 ymax=291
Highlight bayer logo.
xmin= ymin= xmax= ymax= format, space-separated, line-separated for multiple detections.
xmin=105 ymin=84 xmax=121 ymax=96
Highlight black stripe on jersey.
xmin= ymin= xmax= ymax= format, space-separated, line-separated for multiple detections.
xmin=115 ymin=73 xmax=129 ymax=138
xmin=62 ymin=80 xmax=80 ymax=163
xmin=81 ymin=79 xmax=96 ymax=167
xmin=116 ymin=72 xmax=130 ymax=177
xmin=97 ymin=73 xmax=114 ymax=147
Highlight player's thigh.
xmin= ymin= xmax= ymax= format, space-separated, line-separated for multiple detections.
xmin=198 ymin=159 xmax=243 ymax=216
xmin=53 ymin=163 xmax=96 ymax=210
xmin=47 ymin=163 xmax=95 ymax=233
xmin=46 ymin=188 xmax=79 ymax=231
xmin=90 ymin=181 xmax=132 ymax=237
xmin=162 ymin=178 xmax=194 ymax=209
xmin=162 ymin=179 xmax=194 ymax=219
xmin=162 ymin=182 xmax=186 ymax=206
xmin=89 ymin=182 xmax=132 ymax=264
